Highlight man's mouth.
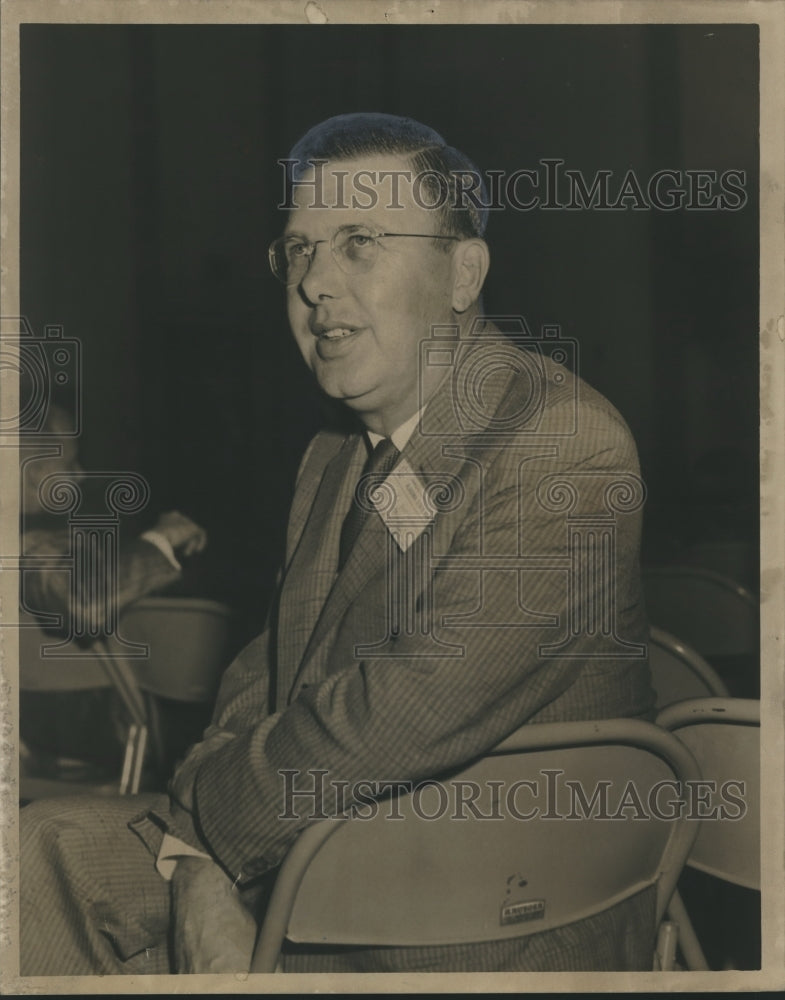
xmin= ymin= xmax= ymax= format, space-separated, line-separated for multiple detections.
xmin=320 ymin=326 xmax=356 ymax=341
xmin=312 ymin=323 xmax=364 ymax=359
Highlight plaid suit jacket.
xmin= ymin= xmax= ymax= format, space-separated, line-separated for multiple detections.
xmin=136 ymin=333 xmax=656 ymax=969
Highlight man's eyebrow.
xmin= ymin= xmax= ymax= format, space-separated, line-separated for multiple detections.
xmin=282 ymin=218 xmax=390 ymax=239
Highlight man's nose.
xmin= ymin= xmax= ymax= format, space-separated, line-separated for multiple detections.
xmin=298 ymin=241 xmax=346 ymax=303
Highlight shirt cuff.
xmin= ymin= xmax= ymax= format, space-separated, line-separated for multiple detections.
xmin=155 ymin=832 xmax=212 ymax=881
xmin=140 ymin=530 xmax=182 ymax=571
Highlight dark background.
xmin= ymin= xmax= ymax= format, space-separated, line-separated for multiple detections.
xmin=20 ymin=23 xmax=759 ymax=638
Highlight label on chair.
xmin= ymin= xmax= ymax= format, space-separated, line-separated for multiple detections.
xmin=500 ymin=898 xmax=546 ymax=926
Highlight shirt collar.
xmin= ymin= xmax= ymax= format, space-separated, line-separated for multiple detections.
xmin=366 ymin=407 xmax=423 ymax=453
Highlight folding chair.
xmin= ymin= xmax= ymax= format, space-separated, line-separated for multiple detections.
xmin=642 ymin=567 xmax=758 ymax=659
xmin=649 ymin=626 xmax=729 ymax=710
xmin=251 ymin=718 xmax=701 ymax=973
xmin=682 ymin=540 xmax=757 ymax=595
xmin=657 ymin=698 xmax=760 ymax=970
xmin=18 ymin=611 xmax=149 ymax=799
xmin=642 ymin=566 xmax=759 ymax=698
xmin=107 ymin=597 xmax=237 ymax=776
xmin=20 ymin=597 xmax=236 ymax=798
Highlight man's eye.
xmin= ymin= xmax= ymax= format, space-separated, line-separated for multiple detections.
xmin=288 ymin=242 xmax=310 ymax=258
xmin=347 ymin=233 xmax=375 ymax=248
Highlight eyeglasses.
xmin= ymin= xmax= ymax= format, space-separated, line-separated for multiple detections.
xmin=268 ymin=224 xmax=459 ymax=286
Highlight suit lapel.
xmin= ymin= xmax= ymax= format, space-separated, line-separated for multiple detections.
xmin=275 ymin=433 xmax=364 ymax=705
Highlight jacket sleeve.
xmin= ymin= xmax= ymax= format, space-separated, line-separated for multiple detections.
xmin=148 ymin=434 xmax=327 ymax=852
xmin=183 ymin=401 xmax=653 ymax=885
xmin=21 ymin=531 xmax=181 ymax=631
xmin=160 ymin=628 xmax=275 ymax=849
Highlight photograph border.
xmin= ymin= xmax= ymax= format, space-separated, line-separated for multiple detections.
xmin=1 ymin=0 xmax=783 ymax=993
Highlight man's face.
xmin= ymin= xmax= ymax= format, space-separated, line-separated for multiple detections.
xmin=285 ymin=154 xmax=458 ymax=435
xmin=22 ymin=435 xmax=83 ymax=516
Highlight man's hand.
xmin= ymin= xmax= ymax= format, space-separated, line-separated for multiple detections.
xmin=170 ymin=856 xmax=259 ymax=973
xmin=152 ymin=510 xmax=208 ymax=559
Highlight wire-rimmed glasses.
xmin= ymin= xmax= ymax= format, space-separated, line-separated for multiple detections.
xmin=268 ymin=224 xmax=459 ymax=285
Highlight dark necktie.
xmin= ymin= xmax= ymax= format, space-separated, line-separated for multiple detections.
xmin=338 ymin=437 xmax=400 ymax=570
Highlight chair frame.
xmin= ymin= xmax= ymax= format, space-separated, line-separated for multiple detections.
xmin=643 ymin=566 xmax=757 ymax=606
xmin=682 ymin=540 xmax=758 ymax=595
xmin=251 ymin=717 xmax=702 ymax=973
xmin=656 ymin=697 xmax=760 ymax=971
xmin=649 ymin=626 xmax=730 ymax=708
xmin=642 ymin=566 xmax=759 ymax=657
xmin=657 ymin=696 xmax=760 ymax=732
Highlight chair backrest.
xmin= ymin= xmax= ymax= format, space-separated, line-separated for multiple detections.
xmin=114 ymin=597 xmax=236 ymax=702
xmin=649 ymin=626 xmax=729 ymax=709
xmin=642 ymin=567 xmax=758 ymax=658
xmin=18 ymin=611 xmax=147 ymax=724
xmin=252 ymin=719 xmax=701 ymax=971
xmin=18 ymin=610 xmax=116 ymax=692
xmin=682 ymin=540 xmax=758 ymax=595
xmin=656 ymin=698 xmax=759 ymax=891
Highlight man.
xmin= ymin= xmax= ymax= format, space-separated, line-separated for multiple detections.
xmin=21 ymin=405 xmax=208 ymax=627
xmin=21 ymin=113 xmax=655 ymax=974
xmin=20 ymin=403 xmax=208 ymax=771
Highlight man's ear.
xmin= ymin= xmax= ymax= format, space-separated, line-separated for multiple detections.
xmin=451 ymin=239 xmax=490 ymax=313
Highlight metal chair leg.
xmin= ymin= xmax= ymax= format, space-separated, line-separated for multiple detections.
xmin=119 ymin=723 xmax=148 ymax=795
xmin=667 ymin=887 xmax=710 ymax=970
xmin=653 ymin=919 xmax=678 ymax=970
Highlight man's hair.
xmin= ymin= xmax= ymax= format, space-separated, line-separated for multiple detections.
xmin=287 ymin=112 xmax=488 ymax=242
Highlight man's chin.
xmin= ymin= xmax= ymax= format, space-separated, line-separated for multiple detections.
xmin=318 ymin=374 xmax=380 ymax=408
xmin=320 ymin=380 xmax=393 ymax=425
